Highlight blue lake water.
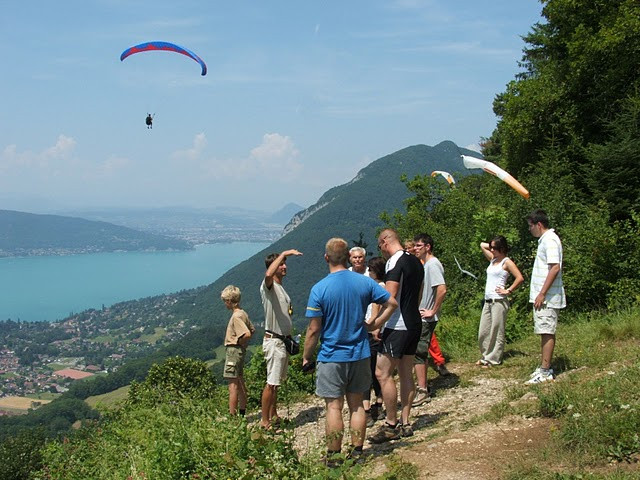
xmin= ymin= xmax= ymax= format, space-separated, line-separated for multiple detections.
xmin=0 ymin=242 xmax=269 ymax=322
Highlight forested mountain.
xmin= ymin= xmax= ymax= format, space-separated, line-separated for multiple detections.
xmin=0 ymin=210 xmax=190 ymax=256
xmin=172 ymin=141 xmax=479 ymax=331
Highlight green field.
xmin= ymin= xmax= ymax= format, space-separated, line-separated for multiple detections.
xmin=85 ymin=385 xmax=130 ymax=409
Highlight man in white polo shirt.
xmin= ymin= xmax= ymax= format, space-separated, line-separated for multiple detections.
xmin=525 ymin=209 xmax=566 ymax=384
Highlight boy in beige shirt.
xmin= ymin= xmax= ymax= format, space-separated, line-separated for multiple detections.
xmin=221 ymin=285 xmax=255 ymax=415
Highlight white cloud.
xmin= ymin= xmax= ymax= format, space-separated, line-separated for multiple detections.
xmin=43 ymin=135 xmax=77 ymax=160
xmin=171 ymin=132 xmax=208 ymax=161
xmin=173 ymin=132 xmax=303 ymax=181
xmin=1 ymin=135 xmax=77 ymax=172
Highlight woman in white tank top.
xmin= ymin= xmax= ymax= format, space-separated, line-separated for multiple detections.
xmin=476 ymin=236 xmax=524 ymax=366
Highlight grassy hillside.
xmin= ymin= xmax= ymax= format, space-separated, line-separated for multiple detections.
xmin=24 ymin=307 xmax=640 ymax=479
xmin=176 ymin=141 xmax=479 ymax=331
xmin=0 ymin=210 xmax=190 ymax=256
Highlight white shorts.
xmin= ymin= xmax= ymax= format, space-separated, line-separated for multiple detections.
xmin=533 ymin=306 xmax=559 ymax=335
xmin=263 ymin=337 xmax=288 ymax=386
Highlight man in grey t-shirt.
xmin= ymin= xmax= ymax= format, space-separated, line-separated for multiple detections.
xmin=412 ymin=233 xmax=447 ymax=407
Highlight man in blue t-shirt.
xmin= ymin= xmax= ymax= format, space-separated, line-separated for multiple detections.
xmin=303 ymin=238 xmax=397 ymax=462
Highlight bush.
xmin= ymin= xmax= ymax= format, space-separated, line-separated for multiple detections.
xmin=126 ymin=356 xmax=217 ymax=408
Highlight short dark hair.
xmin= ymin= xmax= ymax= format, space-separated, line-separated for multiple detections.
xmin=490 ymin=235 xmax=509 ymax=254
xmin=367 ymin=256 xmax=386 ymax=281
xmin=527 ymin=209 xmax=550 ymax=228
xmin=265 ymin=252 xmax=283 ymax=269
xmin=413 ymin=233 xmax=434 ymax=251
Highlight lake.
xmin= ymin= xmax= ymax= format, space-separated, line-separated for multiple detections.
xmin=0 ymin=242 xmax=269 ymax=322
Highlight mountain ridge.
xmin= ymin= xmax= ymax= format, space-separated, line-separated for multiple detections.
xmin=0 ymin=210 xmax=190 ymax=257
xmin=177 ymin=141 xmax=480 ymax=329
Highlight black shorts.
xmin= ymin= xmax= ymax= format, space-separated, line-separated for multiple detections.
xmin=379 ymin=327 xmax=421 ymax=358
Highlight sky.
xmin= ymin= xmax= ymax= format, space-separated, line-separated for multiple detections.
xmin=0 ymin=1 xmax=543 ymax=213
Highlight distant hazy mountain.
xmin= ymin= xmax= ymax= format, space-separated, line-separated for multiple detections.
xmin=0 ymin=210 xmax=190 ymax=257
xmin=172 ymin=141 xmax=479 ymax=329
xmin=267 ymin=202 xmax=305 ymax=225
xmin=57 ymin=206 xmax=287 ymax=244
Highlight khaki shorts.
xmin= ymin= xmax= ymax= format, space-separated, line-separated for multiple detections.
xmin=533 ymin=306 xmax=559 ymax=335
xmin=263 ymin=337 xmax=288 ymax=386
xmin=223 ymin=345 xmax=246 ymax=379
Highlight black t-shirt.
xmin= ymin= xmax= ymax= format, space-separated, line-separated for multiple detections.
xmin=384 ymin=250 xmax=424 ymax=331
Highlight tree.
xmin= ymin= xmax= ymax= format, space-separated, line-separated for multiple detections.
xmin=492 ymin=0 xmax=640 ymax=181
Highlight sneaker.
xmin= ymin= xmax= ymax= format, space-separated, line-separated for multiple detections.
xmin=399 ymin=423 xmax=414 ymax=437
xmin=368 ymin=422 xmax=400 ymax=444
xmin=435 ymin=364 xmax=451 ymax=376
xmin=525 ymin=369 xmax=554 ymax=385
xmin=528 ymin=367 xmax=542 ymax=379
xmin=412 ymin=387 xmax=431 ymax=407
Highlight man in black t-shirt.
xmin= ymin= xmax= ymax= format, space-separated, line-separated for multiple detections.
xmin=369 ymin=229 xmax=424 ymax=443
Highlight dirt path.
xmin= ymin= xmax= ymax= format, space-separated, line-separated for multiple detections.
xmin=283 ymin=363 xmax=555 ymax=479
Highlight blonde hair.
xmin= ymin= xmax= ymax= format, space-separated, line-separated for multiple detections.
xmin=325 ymin=237 xmax=349 ymax=266
xmin=220 ymin=285 xmax=241 ymax=306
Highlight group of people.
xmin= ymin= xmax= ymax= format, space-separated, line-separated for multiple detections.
xmin=219 ymin=208 xmax=565 ymax=461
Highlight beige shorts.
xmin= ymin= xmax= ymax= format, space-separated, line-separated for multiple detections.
xmin=263 ymin=337 xmax=288 ymax=386
xmin=533 ymin=306 xmax=559 ymax=335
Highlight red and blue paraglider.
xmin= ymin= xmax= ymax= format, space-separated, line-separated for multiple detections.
xmin=120 ymin=41 xmax=207 ymax=76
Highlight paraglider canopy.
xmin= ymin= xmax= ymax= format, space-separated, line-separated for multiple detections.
xmin=431 ymin=170 xmax=456 ymax=185
xmin=120 ymin=41 xmax=207 ymax=76
xmin=461 ymin=155 xmax=530 ymax=199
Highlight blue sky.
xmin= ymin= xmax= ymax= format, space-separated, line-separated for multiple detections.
xmin=0 ymin=1 xmax=543 ymax=213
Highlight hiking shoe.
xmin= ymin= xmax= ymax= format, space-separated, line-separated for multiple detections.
xmin=365 ymin=411 xmax=375 ymax=428
xmin=399 ymin=423 xmax=414 ymax=437
xmin=346 ymin=446 xmax=364 ymax=464
xmin=435 ymin=364 xmax=451 ymax=376
xmin=323 ymin=452 xmax=343 ymax=468
xmin=368 ymin=422 xmax=400 ymax=444
xmin=412 ymin=387 xmax=431 ymax=407
xmin=525 ymin=369 xmax=554 ymax=385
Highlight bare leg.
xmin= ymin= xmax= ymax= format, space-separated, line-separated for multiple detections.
xmin=228 ymin=378 xmax=240 ymax=415
xmin=260 ymin=384 xmax=278 ymax=428
xmin=541 ymin=334 xmax=556 ymax=369
xmin=345 ymin=391 xmax=366 ymax=448
xmin=414 ymin=362 xmax=428 ymax=389
xmin=238 ymin=377 xmax=247 ymax=411
xmin=325 ymin=397 xmax=345 ymax=452
xmin=376 ymin=353 xmax=399 ymax=425
xmin=398 ymin=355 xmax=416 ymax=425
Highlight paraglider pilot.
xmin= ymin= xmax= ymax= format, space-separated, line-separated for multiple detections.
xmin=146 ymin=114 xmax=153 ymax=129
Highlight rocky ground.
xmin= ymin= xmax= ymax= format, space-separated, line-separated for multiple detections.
xmin=276 ymin=362 xmax=557 ymax=479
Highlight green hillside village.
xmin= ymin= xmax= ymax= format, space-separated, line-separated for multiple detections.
xmin=2 ymin=1 xmax=640 ymax=479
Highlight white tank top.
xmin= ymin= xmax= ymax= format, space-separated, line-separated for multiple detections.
xmin=485 ymin=257 xmax=509 ymax=300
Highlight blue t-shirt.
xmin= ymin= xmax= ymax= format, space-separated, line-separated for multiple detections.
xmin=306 ymin=269 xmax=390 ymax=363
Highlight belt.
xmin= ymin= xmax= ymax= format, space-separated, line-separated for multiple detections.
xmin=264 ymin=331 xmax=286 ymax=340
xmin=485 ymin=298 xmax=506 ymax=304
